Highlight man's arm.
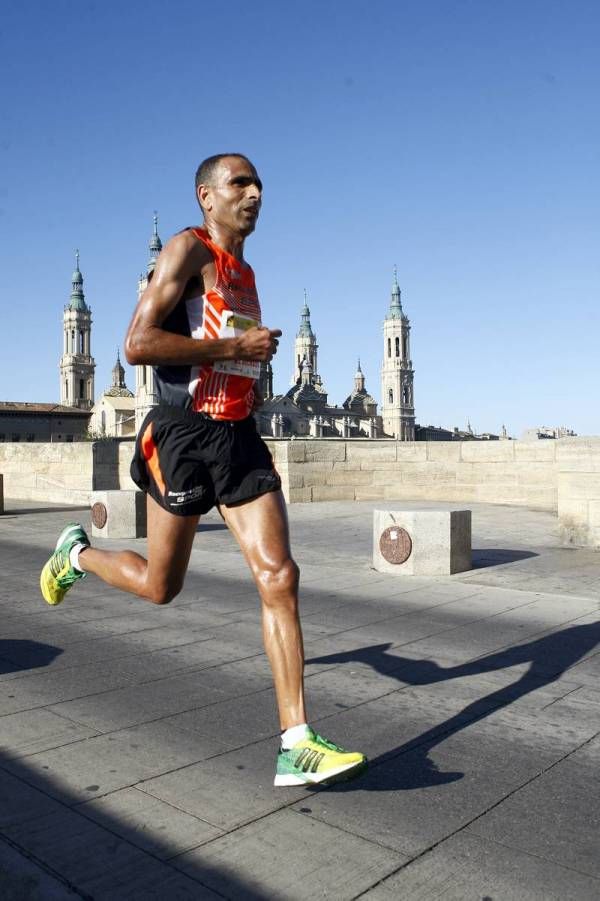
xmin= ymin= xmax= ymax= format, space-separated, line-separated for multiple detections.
xmin=124 ymin=231 xmax=280 ymax=367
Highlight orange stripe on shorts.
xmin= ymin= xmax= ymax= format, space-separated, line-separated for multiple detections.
xmin=141 ymin=422 xmax=166 ymax=496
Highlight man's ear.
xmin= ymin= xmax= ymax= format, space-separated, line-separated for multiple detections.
xmin=197 ymin=183 xmax=212 ymax=212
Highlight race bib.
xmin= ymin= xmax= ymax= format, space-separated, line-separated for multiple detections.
xmin=212 ymin=310 xmax=261 ymax=379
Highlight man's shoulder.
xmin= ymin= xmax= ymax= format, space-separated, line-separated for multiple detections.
xmin=169 ymin=226 xmax=209 ymax=252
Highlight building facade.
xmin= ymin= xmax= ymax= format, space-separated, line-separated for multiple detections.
xmin=89 ymin=352 xmax=136 ymax=437
xmin=59 ymin=252 xmax=95 ymax=410
xmin=380 ymin=270 xmax=415 ymax=440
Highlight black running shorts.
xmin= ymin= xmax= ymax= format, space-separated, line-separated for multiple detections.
xmin=130 ymin=406 xmax=281 ymax=516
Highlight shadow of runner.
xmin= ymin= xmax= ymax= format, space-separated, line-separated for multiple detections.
xmin=307 ymin=621 xmax=600 ymax=792
xmin=0 ymin=641 xmax=63 ymax=674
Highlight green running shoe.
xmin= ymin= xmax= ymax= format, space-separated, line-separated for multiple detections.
xmin=40 ymin=522 xmax=90 ymax=606
xmin=274 ymin=728 xmax=367 ymax=786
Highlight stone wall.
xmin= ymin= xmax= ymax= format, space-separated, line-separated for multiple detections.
xmin=556 ymin=438 xmax=600 ymax=547
xmin=0 ymin=442 xmax=94 ymax=505
xmin=266 ymin=439 xmax=558 ymax=511
xmin=2 ymin=436 xmax=600 ymax=548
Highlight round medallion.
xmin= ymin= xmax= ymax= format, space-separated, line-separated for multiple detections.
xmin=91 ymin=501 xmax=108 ymax=530
xmin=379 ymin=526 xmax=412 ymax=564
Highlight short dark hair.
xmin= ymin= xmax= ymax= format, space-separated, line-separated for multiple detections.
xmin=194 ymin=153 xmax=253 ymax=198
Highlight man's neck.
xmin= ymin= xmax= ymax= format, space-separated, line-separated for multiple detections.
xmin=202 ymin=220 xmax=246 ymax=260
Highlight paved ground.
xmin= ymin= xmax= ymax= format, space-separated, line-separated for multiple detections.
xmin=1 ymin=497 xmax=599 ymax=900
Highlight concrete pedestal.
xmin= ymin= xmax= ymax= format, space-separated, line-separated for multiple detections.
xmin=90 ymin=490 xmax=147 ymax=539
xmin=373 ymin=508 xmax=471 ymax=576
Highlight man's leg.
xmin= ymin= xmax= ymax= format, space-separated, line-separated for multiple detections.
xmin=42 ymin=495 xmax=199 ymax=606
xmin=221 ymin=489 xmax=366 ymax=785
xmin=219 ymin=490 xmax=305 ymax=729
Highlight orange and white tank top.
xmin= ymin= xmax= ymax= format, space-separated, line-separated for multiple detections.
xmin=153 ymin=227 xmax=261 ymax=420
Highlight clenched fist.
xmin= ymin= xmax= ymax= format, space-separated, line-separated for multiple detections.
xmin=236 ymin=326 xmax=282 ymax=362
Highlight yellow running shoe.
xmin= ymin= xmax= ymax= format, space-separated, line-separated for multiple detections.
xmin=274 ymin=728 xmax=367 ymax=786
xmin=40 ymin=523 xmax=90 ymax=606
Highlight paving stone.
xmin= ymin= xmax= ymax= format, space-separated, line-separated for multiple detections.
xmin=139 ymin=738 xmax=296 ymax=830
xmin=0 ymin=708 xmax=98 ymax=757
xmin=48 ymin=668 xmax=230 ymax=731
xmin=172 ymin=808 xmax=406 ymax=900
xmin=3 ymin=720 xmax=216 ymax=803
xmin=0 ymin=768 xmax=65 ymax=828
xmin=469 ymin=753 xmax=600 ymax=877
xmin=0 ymin=660 xmax=144 ymax=715
xmin=291 ymin=711 xmax=565 ymax=856
xmin=0 ymin=837 xmax=80 ymax=900
xmin=362 ymin=831 xmax=600 ymax=900
xmin=2 ymin=807 xmax=222 ymax=899
xmin=77 ymin=787 xmax=223 ymax=859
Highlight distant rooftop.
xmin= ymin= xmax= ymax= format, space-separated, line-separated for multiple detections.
xmin=0 ymin=402 xmax=91 ymax=417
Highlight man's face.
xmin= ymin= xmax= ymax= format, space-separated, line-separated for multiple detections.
xmin=198 ymin=157 xmax=263 ymax=236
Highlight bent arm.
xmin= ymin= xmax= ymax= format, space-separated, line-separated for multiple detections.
xmin=124 ymin=232 xmax=281 ymax=367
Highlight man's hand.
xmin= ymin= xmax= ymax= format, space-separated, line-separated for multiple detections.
xmin=236 ymin=326 xmax=281 ymax=362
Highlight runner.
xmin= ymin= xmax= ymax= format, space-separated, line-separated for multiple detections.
xmin=40 ymin=153 xmax=367 ymax=786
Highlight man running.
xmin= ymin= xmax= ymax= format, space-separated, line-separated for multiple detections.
xmin=40 ymin=153 xmax=366 ymax=787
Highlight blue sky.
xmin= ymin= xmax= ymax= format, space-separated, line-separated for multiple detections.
xmin=1 ymin=0 xmax=599 ymax=436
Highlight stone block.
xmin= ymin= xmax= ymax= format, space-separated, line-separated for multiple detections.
xmin=355 ymin=486 xmax=386 ymax=500
xmin=304 ymin=441 xmax=346 ymax=462
xmin=287 ymin=487 xmax=313 ymax=503
xmin=90 ymin=490 xmax=147 ymax=539
xmin=346 ymin=442 xmax=396 ymax=463
xmin=426 ymin=442 xmax=462 ymax=462
xmin=372 ymin=508 xmax=471 ymax=575
xmin=311 ymin=485 xmax=355 ymax=501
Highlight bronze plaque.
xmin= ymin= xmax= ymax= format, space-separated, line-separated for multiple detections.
xmin=379 ymin=526 xmax=412 ymax=564
xmin=91 ymin=501 xmax=108 ymax=530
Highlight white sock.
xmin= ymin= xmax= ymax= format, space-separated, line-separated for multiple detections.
xmin=69 ymin=543 xmax=87 ymax=573
xmin=281 ymin=723 xmax=310 ymax=749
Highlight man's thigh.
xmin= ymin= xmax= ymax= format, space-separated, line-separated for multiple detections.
xmin=145 ymin=493 xmax=200 ymax=589
xmin=219 ymin=490 xmax=291 ymax=567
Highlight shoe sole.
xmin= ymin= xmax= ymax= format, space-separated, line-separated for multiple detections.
xmin=274 ymin=758 xmax=367 ymax=787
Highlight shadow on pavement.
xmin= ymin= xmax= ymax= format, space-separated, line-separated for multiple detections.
xmin=471 ymin=548 xmax=538 ymax=569
xmin=307 ymin=621 xmax=600 ymax=792
xmin=0 ymin=638 xmax=270 ymax=899
xmin=0 ymin=640 xmax=63 ymax=674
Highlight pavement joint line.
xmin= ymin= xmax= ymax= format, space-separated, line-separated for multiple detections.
xmin=0 ymin=831 xmax=90 ymax=900
xmin=351 ymin=726 xmax=600 ymax=900
xmin=539 ymin=683 xmax=585 ymax=711
xmin=463 ymin=831 xmax=600 ymax=884
xmin=0 ymin=782 xmax=232 ymax=901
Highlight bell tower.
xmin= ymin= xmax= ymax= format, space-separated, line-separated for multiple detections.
xmin=60 ymin=251 xmax=95 ymax=409
xmin=294 ymin=291 xmax=319 ymax=383
xmin=380 ymin=268 xmax=415 ymax=440
xmin=135 ymin=212 xmax=162 ymax=430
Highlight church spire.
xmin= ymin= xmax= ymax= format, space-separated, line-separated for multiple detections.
xmin=68 ymin=249 xmax=88 ymax=311
xmin=387 ymin=265 xmax=403 ymax=319
xmin=148 ymin=211 xmax=163 ymax=272
xmin=297 ymin=289 xmax=314 ymax=337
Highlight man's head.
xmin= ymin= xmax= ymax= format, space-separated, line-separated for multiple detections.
xmin=195 ymin=154 xmax=262 ymax=237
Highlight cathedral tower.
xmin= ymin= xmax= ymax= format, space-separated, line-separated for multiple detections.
xmin=294 ymin=292 xmax=319 ymax=383
xmin=380 ymin=269 xmax=415 ymax=440
xmin=60 ymin=251 xmax=95 ymax=409
xmin=135 ymin=213 xmax=162 ymax=430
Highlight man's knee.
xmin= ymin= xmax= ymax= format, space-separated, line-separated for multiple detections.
xmin=147 ymin=578 xmax=183 ymax=606
xmin=256 ymin=557 xmax=299 ymax=601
